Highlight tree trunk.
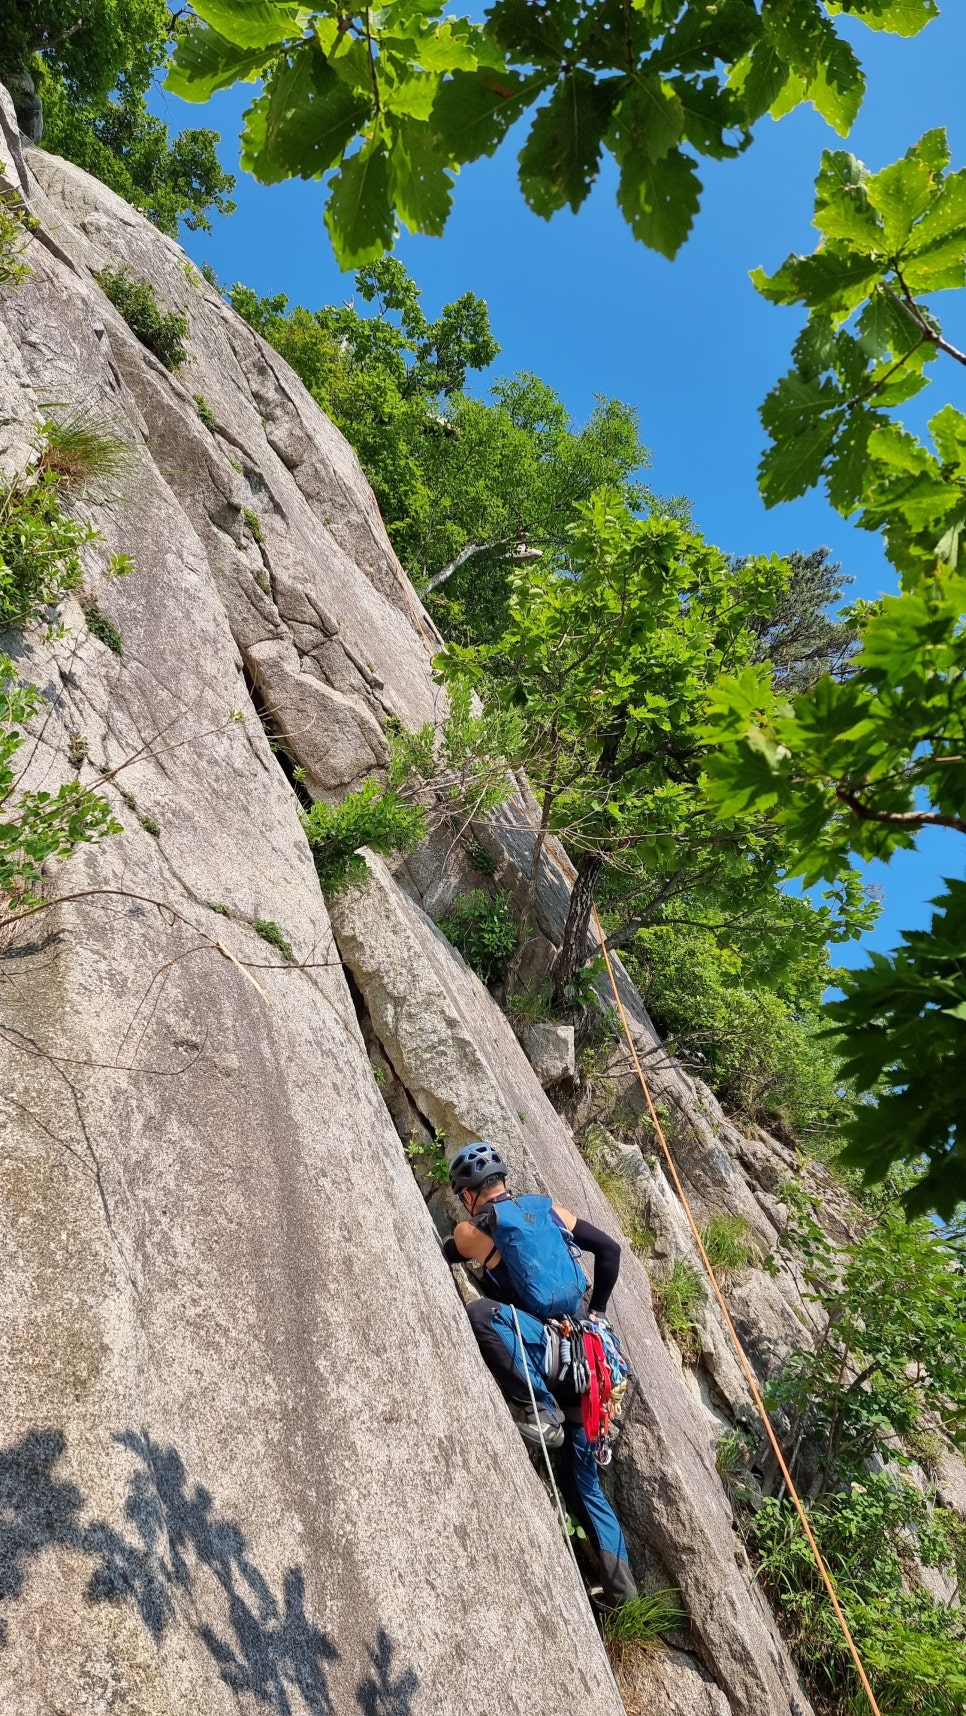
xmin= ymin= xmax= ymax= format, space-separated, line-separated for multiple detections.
xmin=553 ymin=850 xmax=604 ymax=1005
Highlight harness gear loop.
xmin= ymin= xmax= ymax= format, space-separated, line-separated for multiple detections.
xmin=591 ymin=903 xmax=883 ymax=1716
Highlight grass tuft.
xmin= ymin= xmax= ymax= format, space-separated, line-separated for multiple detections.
xmin=253 ymin=918 xmax=294 ymax=961
xmin=194 ymin=394 xmax=217 ymax=433
xmin=39 ymin=407 xmax=130 ymax=497
xmin=652 ymin=1259 xmax=705 ymax=1361
xmin=699 ymin=1213 xmax=754 ymax=1276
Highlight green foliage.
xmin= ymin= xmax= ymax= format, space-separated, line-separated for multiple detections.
xmin=242 ymin=506 xmax=264 ymax=544
xmin=439 ymin=491 xmax=806 ymax=992
xmin=769 ymin=1201 xmax=966 ymax=1478
xmin=230 ymin=262 xmax=652 ymax=644
xmin=702 ymin=560 xmax=966 ymax=1212
xmin=0 ymin=0 xmax=169 ymax=105
xmin=699 ymin=1214 xmax=754 ymax=1275
xmin=405 ymin=1132 xmax=449 ymax=1186
xmin=754 ymin=130 xmax=966 ymax=565
xmin=0 ymin=656 xmax=120 ymax=912
xmin=746 ymin=547 xmax=859 ymax=693
xmin=253 ymin=918 xmax=294 ymax=960
xmin=602 ymin=1589 xmax=687 ymax=1645
xmin=166 ymin=0 xmax=936 ymax=268
xmin=39 ymin=407 xmax=130 ymax=498
xmin=437 ymin=889 xmax=517 ymax=985
xmin=304 ymin=780 xmax=426 ymax=898
xmin=38 ymin=69 xmax=236 ymax=237
xmin=194 ymin=395 xmax=217 ymax=432
xmin=0 ymin=466 xmax=94 ymax=628
xmin=751 ymin=1476 xmax=966 ymax=1715
xmin=715 ymin=1426 xmax=755 ymax=1482
xmin=624 ymin=925 xmax=846 ymax=1142
xmin=82 ymin=602 xmax=122 ymax=656
xmin=0 ymin=198 xmax=33 ymax=290
xmin=94 ymin=267 xmax=189 ymax=370
xmin=506 ymin=983 xmax=556 ymax=1030
xmin=467 ymin=838 xmax=496 ymax=876
xmin=652 ymin=1259 xmax=704 ymax=1361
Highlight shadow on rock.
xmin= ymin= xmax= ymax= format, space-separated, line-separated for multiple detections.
xmin=0 ymin=1426 xmax=419 ymax=1715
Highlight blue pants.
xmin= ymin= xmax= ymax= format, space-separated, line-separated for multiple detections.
xmin=467 ymin=1298 xmax=636 ymax=1606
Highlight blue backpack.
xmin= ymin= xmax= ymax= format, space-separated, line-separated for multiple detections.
xmin=490 ymin=1195 xmax=588 ymax=1320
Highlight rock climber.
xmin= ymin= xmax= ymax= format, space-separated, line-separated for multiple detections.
xmin=442 ymin=1140 xmax=638 ymax=1610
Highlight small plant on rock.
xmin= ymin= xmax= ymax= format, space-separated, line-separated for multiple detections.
xmin=437 ymin=889 xmax=517 ymax=985
xmin=0 ymin=466 xmax=94 ymax=628
xmin=39 ymin=408 xmax=130 ymax=497
xmin=194 ymin=394 xmax=217 ymax=432
xmin=253 ymin=918 xmax=294 ymax=961
xmin=0 ymin=656 xmax=120 ymax=913
xmin=467 ymin=838 xmax=497 ymax=876
xmin=82 ymin=601 xmax=122 ymax=656
xmin=0 ymin=198 xmax=33 ymax=289
xmin=652 ymin=1260 xmax=704 ymax=1361
xmin=93 ymin=267 xmax=189 ymax=371
xmin=699 ymin=1214 xmax=754 ymax=1277
xmin=304 ymin=780 xmax=426 ymax=898
xmin=242 ymin=506 xmax=263 ymax=544
xmin=405 ymin=1132 xmax=449 ymax=1187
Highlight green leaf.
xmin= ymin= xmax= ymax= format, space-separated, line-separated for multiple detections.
xmin=610 ymin=111 xmax=700 ymax=260
xmin=383 ymin=20 xmax=491 ymax=74
xmin=188 ymin=0 xmax=307 ymax=51
xmin=246 ymin=49 xmax=370 ymax=181
xmin=813 ymin=149 xmax=880 ymax=247
xmin=485 ymin=0 xmax=578 ymax=66
xmin=616 ymin=75 xmax=686 ymax=166
xmin=866 ymin=154 xmax=936 ymax=249
xmin=165 ymin=23 xmax=274 ymax=101
xmin=325 ymin=141 xmax=397 ymax=269
xmin=807 ymin=37 xmax=865 ymax=136
xmin=727 ymin=42 xmax=787 ymax=126
xmin=389 ymin=118 xmax=454 ymax=235
xmin=752 ymin=249 xmax=883 ymax=315
xmin=827 ymin=407 xmax=877 ymax=512
xmin=837 ymin=0 xmax=939 ymax=37
xmin=518 ymin=72 xmax=618 ymax=217
xmin=430 ymin=68 xmax=548 ymax=164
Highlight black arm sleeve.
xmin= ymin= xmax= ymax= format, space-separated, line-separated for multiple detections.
xmin=442 ymin=1235 xmax=461 ymax=1265
xmin=571 ymin=1218 xmax=621 ymax=1315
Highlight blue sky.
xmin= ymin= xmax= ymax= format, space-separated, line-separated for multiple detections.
xmin=155 ymin=6 xmax=966 ymax=965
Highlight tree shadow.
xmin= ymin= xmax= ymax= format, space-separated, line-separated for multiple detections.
xmin=0 ymin=1427 xmax=418 ymax=1715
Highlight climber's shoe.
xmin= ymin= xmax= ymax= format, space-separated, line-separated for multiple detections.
xmin=509 ymin=1399 xmax=565 ymax=1450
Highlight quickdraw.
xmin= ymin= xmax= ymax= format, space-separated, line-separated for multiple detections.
xmin=545 ymin=1314 xmax=630 ymax=1466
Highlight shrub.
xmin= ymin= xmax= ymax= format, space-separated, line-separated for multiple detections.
xmin=0 ymin=467 xmax=94 ymax=628
xmin=83 ymin=602 xmax=122 ymax=656
xmin=93 ymin=267 xmax=189 ymax=370
xmin=603 ymin=1589 xmax=688 ymax=1645
xmin=194 ymin=394 xmax=217 ymax=432
xmin=506 ymin=983 xmax=556 ymax=1030
xmin=652 ymin=1259 xmax=704 ymax=1361
xmin=699 ymin=1214 xmax=754 ymax=1276
xmin=751 ymin=1477 xmax=966 ymax=1716
xmin=625 ymin=925 xmax=845 ymax=1143
xmin=38 ymin=408 xmax=130 ymax=497
xmin=303 ymin=780 xmax=426 ymax=897
xmin=253 ymin=919 xmax=294 ymax=961
xmin=437 ymin=889 xmax=517 ymax=984
xmin=0 ymin=656 xmax=120 ymax=912
xmin=0 ymin=198 xmax=32 ymax=289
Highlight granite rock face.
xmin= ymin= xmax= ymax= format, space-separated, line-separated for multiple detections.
xmin=330 ymin=852 xmax=811 ymax=1716
xmin=0 ymin=96 xmax=623 ymax=1716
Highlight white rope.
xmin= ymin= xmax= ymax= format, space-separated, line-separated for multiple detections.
xmin=509 ymin=1306 xmax=627 ymax=1709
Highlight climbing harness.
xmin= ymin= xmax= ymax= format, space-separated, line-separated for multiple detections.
xmin=591 ymin=902 xmax=884 ymax=1716
xmin=543 ymin=1313 xmax=630 ymax=1467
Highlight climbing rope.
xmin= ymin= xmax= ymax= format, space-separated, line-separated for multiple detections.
xmin=591 ymin=904 xmax=883 ymax=1716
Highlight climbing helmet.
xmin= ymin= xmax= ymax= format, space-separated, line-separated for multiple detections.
xmin=448 ymin=1141 xmax=509 ymax=1193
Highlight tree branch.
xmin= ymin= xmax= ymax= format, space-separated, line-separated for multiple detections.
xmin=424 ymin=538 xmax=542 ymax=593
xmin=836 ymin=786 xmax=966 ymax=836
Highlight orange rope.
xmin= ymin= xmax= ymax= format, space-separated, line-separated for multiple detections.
xmin=591 ymin=904 xmax=883 ymax=1716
